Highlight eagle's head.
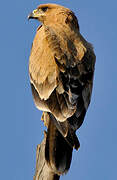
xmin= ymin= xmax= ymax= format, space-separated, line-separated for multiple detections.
xmin=28 ymin=3 xmax=79 ymax=30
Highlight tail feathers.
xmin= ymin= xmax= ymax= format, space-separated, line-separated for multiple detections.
xmin=48 ymin=113 xmax=80 ymax=150
xmin=66 ymin=128 xmax=80 ymax=150
xmin=45 ymin=120 xmax=73 ymax=175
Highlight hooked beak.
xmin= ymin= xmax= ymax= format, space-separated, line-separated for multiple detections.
xmin=28 ymin=9 xmax=39 ymax=20
xmin=28 ymin=13 xmax=35 ymax=20
xmin=27 ymin=8 xmax=45 ymax=21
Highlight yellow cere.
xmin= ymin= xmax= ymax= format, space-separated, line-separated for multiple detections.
xmin=33 ymin=9 xmax=38 ymax=14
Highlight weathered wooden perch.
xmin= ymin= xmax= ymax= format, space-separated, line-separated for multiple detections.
xmin=33 ymin=112 xmax=60 ymax=180
xmin=33 ymin=138 xmax=60 ymax=180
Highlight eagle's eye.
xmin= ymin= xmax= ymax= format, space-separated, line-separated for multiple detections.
xmin=41 ymin=7 xmax=48 ymax=12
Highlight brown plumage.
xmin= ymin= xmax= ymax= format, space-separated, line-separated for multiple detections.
xmin=28 ymin=3 xmax=96 ymax=175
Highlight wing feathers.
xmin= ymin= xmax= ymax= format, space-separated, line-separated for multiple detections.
xmin=29 ymin=17 xmax=95 ymax=133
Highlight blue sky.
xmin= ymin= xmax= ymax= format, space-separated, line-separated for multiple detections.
xmin=0 ymin=0 xmax=117 ymax=179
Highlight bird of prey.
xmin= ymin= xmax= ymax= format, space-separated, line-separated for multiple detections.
xmin=28 ymin=3 xmax=96 ymax=175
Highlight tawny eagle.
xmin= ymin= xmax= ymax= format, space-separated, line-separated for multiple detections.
xmin=28 ymin=3 xmax=96 ymax=175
